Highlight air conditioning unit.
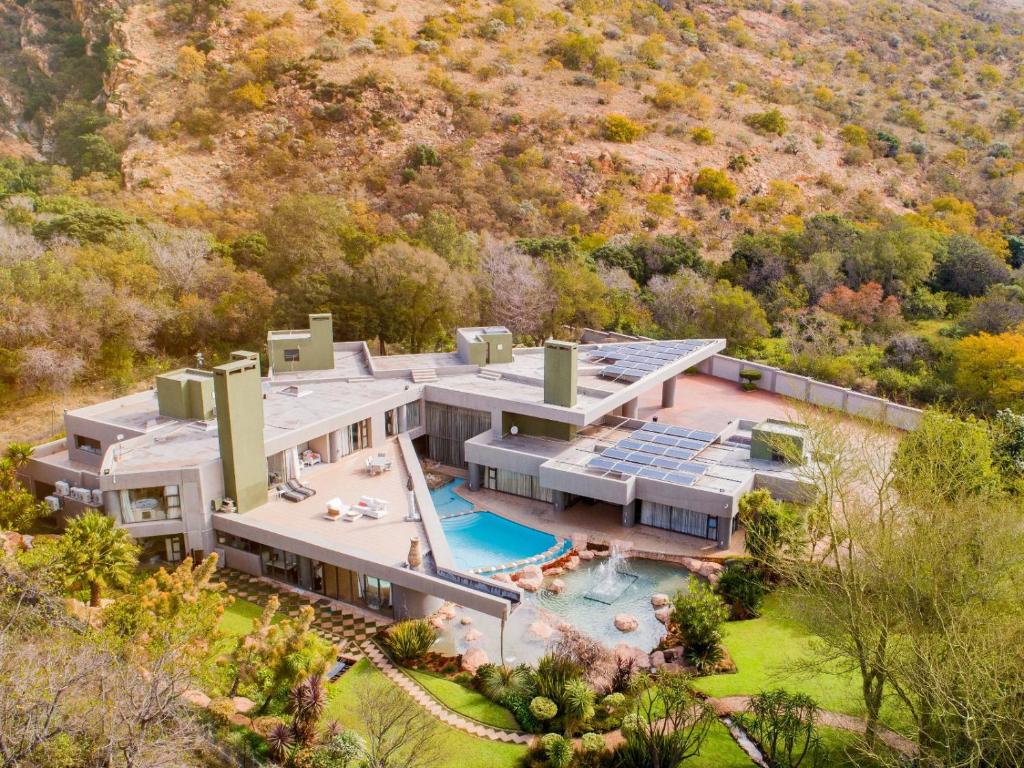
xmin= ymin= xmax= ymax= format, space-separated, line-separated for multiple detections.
xmin=71 ymin=487 xmax=90 ymax=503
xmin=54 ymin=480 xmax=70 ymax=496
xmin=44 ymin=495 xmax=61 ymax=512
xmin=91 ymin=489 xmax=104 ymax=506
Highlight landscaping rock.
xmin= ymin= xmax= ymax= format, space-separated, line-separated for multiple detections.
xmin=438 ymin=604 xmax=457 ymax=620
xmin=614 ymin=614 xmax=639 ymax=632
xmin=464 ymin=628 xmax=483 ymax=643
xmin=528 ymin=620 xmax=555 ymax=640
xmin=698 ymin=561 xmax=724 ymax=584
xmin=595 ymin=549 xmax=610 ymax=558
xmin=613 ymin=643 xmax=651 ymax=670
xmin=522 ymin=564 xmax=543 ymax=577
xmin=460 ymin=616 xmax=473 ymax=625
xmin=461 ymin=647 xmax=489 ymax=674
xmin=557 ymin=621 xmax=574 ymax=633
xmin=565 ymin=556 xmax=580 ymax=570
xmin=181 ymin=689 xmax=211 ymax=708
xmin=578 ymin=550 xmax=595 ymax=561
xmin=546 ymin=567 xmax=564 ymax=576
xmin=664 ymin=646 xmax=685 ymax=663
xmin=650 ymin=650 xmax=666 ymax=668
xmin=490 ymin=572 xmax=513 ymax=583
xmin=651 ymin=593 xmax=670 ymax=607
xmin=519 ymin=574 xmax=543 ymax=592
xmin=232 ymin=696 xmax=256 ymax=714
xmin=547 ymin=578 xmax=566 ymax=594
xmin=654 ymin=607 xmax=671 ymax=625
xmin=429 ymin=616 xmax=445 ymax=630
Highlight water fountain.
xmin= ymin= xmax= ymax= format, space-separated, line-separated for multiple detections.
xmin=584 ymin=542 xmax=638 ymax=605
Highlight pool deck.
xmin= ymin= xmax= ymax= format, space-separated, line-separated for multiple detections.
xmin=451 ymin=482 xmax=746 ymax=559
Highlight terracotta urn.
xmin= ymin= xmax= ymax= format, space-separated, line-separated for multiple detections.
xmin=407 ymin=536 xmax=422 ymax=569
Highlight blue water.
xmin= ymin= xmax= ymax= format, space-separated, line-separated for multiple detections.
xmin=431 ymin=479 xmax=569 ymax=570
xmin=431 ymin=477 xmax=476 ymax=517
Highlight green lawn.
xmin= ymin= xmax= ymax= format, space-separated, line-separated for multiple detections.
xmin=692 ymin=594 xmax=906 ymax=729
xmin=404 ymin=668 xmax=520 ymax=730
xmin=689 ymin=720 xmax=756 ymax=768
xmin=219 ymin=597 xmax=268 ymax=637
xmin=326 ymin=659 xmax=528 ymax=768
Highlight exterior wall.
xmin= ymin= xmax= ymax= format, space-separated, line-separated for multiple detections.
xmin=697 ymin=354 xmax=923 ymax=430
xmin=751 ymin=423 xmax=805 ymax=462
xmin=267 ymin=313 xmax=334 ymax=373
xmin=214 ymin=355 xmax=268 ymax=513
xmin=425 ymin=402 xmax=492 ymax=468
xmin=543 ymin=340 xmax=578 ymax=407
xmin=482 ymin=331 xmax=514 ymax=363
xmin=219 ymin=544 xmax=262 ymax=575
xmin=155 ymin=370 xmax=215 ymax=421
xmin=64 ymin=412 xmax=144 ymax=468
xmin=501 ymin=412 xmax=577 ymax=441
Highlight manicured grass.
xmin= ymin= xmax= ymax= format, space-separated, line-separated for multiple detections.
xmin=692 ymin=594 xmax=906 ymax=728
xmin=219 ymin=596 xmax=271 ymax=638
xmin=326 ymin=660 xmax=527 ymax=768
xmin=404 ymin=668 xmax=520 ymax=730
xmin=689 ymin=720 xmax=757 ymax=768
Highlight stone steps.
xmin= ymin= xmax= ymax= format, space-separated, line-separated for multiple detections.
xmin=410 ymin=369 xmax=439 ymax=383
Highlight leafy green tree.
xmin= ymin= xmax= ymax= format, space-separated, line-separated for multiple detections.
xmin=845 ymin=220 xmax=940 ymax=297
xmin=894 ymin=411 xmax=1000 ymax=503
xmin=0 ymin=443 xmax=47 ymax=531
xmin=701 ymin=280 xmax=770 ymax=351
xmin=933 ymin=234 xmax=1011 ymax=297
xmin=992 ymin=409 xmax=1024 ymax=483
xmin=414 ymin=209 xmax=478 ymax=269
xmin=671 ymin=577 xmax=729 ymax=671
xmin=51 ymin=102 xmax=120 ymax=178
xmin=739 ymin=489 xmax=802 ymax=572
xmin=57 ymin=511 xmax=139 ymax=606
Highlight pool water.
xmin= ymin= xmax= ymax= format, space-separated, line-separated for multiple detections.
xmin=431 ymin=479 xmax=569 ymax=571
xmin=433 ymin=556 xmax=695 ymax=664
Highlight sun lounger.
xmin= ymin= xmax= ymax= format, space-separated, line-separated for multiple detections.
xmin=277 ymin=485 xmax=304 ymax=503
xmin=287 ymin=479 xmax=315 ymax=498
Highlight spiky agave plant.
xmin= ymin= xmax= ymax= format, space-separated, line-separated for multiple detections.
xmin=289 ymin=674 xmax=327 ymax=745
xmin=266 ymin=722 xmax=294 ymax=764
xmin=475 ymin=663 xmax=535 ymax=702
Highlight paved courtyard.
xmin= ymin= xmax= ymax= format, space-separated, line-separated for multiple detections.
xmin=218 ymin=568 xmax=390 ymax=653
xmin=639 ymin=373 xmax=800 ymax=432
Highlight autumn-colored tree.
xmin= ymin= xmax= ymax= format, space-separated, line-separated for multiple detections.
xmin=953 ymin=330 xmax=1024 ymax=412
xmin=818 ymin=282 xmax=900 ymax=327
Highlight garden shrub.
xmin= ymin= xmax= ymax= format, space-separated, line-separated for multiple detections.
xmin=690 ymin=126 xmax=714 ymax=145
xmin=745 ymin=108 xmax=787 ymax=135
xmin=715 ymin=560 xmax=768 ymax=619
xmin=743 ymin=689 xmax=822 ymax=768
xmin=739 ymin=368 xmax=762 ymax=391
xmin=671 ymin=577 xmax=728 ymax=672
xmin=381 ymin=619 xmax=437 ymax=663
xmin=692 ymin=168 xmax=737 ymax=202
xmin=529 ymin=695 xmax=558 ymax=721
xmin=603 ymin=114 xmax=643 ymax=143
xmin=542 ymin=733 xmax=574 ymax=768
xmin=547 ymin=32 xmax=600 ymax=70
xmin=474 ymin=663 xmax=534 ymax=702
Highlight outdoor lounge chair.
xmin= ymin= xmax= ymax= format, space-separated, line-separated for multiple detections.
xmin=287 ymin=479 xmax=316 ymax=498
xmin=277 ymin=485 xmax=304 ymax=503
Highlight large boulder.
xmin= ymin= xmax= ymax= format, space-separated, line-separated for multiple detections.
xmin=578 ymin=550 xmax=595 ymax=561
xmin=614 ymin=614 xmax=639 ymax=632
xmin=461 ymin=647 xmax=489 ymax=674
xmin=528 ymin=620 xmax=555 ymax=640
xmin=698 ymin=561 xmax=725 ymax=584
xmin=438 ymin=604 xmax=457 ymax=620
xmin=518 ymin=573 xmax=543 ymax=592
xmin=490 ymin=572 xmax=513 ymax=583
xmin=613 ymin=643 xmax=651 ymax=670
xmin=429 ymin=616 xmax=445 ymax=630
xmin=464 ymin=628 xmax=483 ymax=643
xmin=232 ymin=696 xmax=256 ymax=715
xmin=547 ymin=578 xmax=566 ymax=594
xmin=651 ymin=593 xmax=670 ymax=607
xmin=182 ymin=689 xmax=211 ymax=708
xmin=650 ymin=650 xmax=666 ymax=669
xmin=521 ymin=564 xmax=543 ymax=577
xmin=654 ymin=607 xmax=671 ymax=625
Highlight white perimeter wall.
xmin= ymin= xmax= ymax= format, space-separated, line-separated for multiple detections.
xmin=696 ymin=355 xmax=923 ymax=431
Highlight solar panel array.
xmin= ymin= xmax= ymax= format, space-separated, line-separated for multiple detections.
xmin=585 ymin=423 xmax=718 ymax=486
xmin=590 ymin=341 xmax=711 ymax=382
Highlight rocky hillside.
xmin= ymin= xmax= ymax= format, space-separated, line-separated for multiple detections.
xmin=4 ymin=0 xmax=1022 ymax=257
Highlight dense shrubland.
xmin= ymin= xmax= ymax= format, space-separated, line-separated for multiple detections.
xmin=1 ymin=0 xmax=1023 ymax=430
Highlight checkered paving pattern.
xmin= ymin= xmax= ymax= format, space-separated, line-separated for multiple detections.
xmin=218 ymin=569 xmax=389 ymax=653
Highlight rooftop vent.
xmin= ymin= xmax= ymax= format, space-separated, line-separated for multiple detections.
xmin=278 ymin=385 xmax=310 ymax=398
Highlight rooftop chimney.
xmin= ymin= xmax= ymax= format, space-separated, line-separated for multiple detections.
xmin=214 ymin=353 xmax=268 ymax=513
xmin=543 ymin=339 xmax=578 ymax=408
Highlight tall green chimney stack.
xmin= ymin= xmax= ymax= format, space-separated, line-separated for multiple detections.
xmin=214 ymin=353 xmax=268 ymax=512
xmin=543 ymin=340 xmax=578 ymax=408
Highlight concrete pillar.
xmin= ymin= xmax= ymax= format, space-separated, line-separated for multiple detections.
xmin=623 ymin=398 xmax=639 ymax=419
xmin=390 ymin=584 xmax=442 ymax=620
xmin=622 ymin=502 xmax=636 ymax=528
xmin=716 ymin=516 xmax=731 ymax=550
xmin=552 ymin=490 xmax=566 ymax=514
xmin=397 ymin=405 xmax=408 ymax=433
xmin=370 ymin=415 xmax=386 ymax=447
xmin=467 ymin=462 xmax=482 ymax=491
xmin=661 ymin=377 xmax=676 ymax=408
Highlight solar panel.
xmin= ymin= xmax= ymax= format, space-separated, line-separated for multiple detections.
xmin=663 ymin=471 xmax=698 ymax=486
xmin=677 ymin=461 xmax=708 ymax=475
xmin=676 ymin=438 xmax=706 ymax=451
xmin=638 ymin=468 xmax=667 ymax=480
xmin=651 ymin=455 xmax=682 ymax=470
xmin=587 ymin=456 xmax=617 ymax=471
xmin=602 ymin=447 xmax=630 ymax=461
xmin=689 ymin=430 xmax=717 ymax=442
xmin=613 ymin=463 xmax=641 ymax=475
xmin=626 ymin=452 xmax=655 ymax=466
xmin=664 ymin=425 xmax=692 ymax=438
xmin=631 ymin=430 xmax=656 ymax=442
xmin=618 ymin=439 xmax=645 ymax=451
xmin=634 ymin=443 xmax=668 ymax=456
xmin=665 ymin=446 xmax=696 ymax=460
xmin=641 ymin=423 xmax=670 ymax=434
xmin=653 ymin=434 xmax=678 ymax=446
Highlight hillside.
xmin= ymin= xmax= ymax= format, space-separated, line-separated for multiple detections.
xmin=4 ymin=0 xmax=1024 ymax=253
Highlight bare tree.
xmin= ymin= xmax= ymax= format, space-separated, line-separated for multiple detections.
xmin=478 ymin=235 xmax=556 ymax=344
xmin=17 ymin=346 xmax=84 ymax=392
xmin=354 ymin=675 xmax=441 ymax=768
xmin=147 ymin=225 xmax=212 ymax=296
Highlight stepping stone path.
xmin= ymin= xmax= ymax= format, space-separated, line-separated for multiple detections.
xmin=219 ymin=569 xmax=387 ymax=655
xmin=360 ymin=641 xmax=534 ymax=745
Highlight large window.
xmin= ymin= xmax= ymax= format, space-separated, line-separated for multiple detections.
xmin=119 ymin=486 xmax=181 ymax=523
xmin=405 ymin=402 xmax=421 ymax=430
xmin=283 ymin=348 xmax=300 ymax=362
xmin=137 ymin=534 xmax=185 ymax=565
xmin=75 ymin=435 xmax=102 ymax=455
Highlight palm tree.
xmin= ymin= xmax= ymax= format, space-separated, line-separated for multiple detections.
xmin=3 ymin=442 xmax=34 ymax=470
xmin=58 ymin=511 xmax=139 ymax=607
